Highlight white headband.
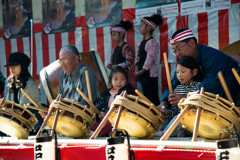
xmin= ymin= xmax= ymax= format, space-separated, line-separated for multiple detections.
xmin=141 ymin=18 xmax=157 ymax=30
xmin=110 ymin=26 xmax=126 ymax=34
xmin=169 ymin=29 xmax=195 ymax=45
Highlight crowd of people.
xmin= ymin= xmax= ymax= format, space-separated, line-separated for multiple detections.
xmin=0 ymin=13 xmax=239 ymax=138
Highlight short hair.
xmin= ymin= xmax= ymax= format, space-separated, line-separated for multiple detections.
xmin=62 ymin=45 xmax=79 ymax=57
xmin=172 ymin=28 xmax=198 ymax=44
xmin=109 ymin=66 xmax=128 ymax=87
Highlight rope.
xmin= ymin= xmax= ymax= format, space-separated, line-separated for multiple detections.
xmin=50 ymin=99 xmax=96 ymax=128
xmin=179 ymin=92 xmax=240 ymax=131
xmin=111 ymin=95 xmax=163 ymax=131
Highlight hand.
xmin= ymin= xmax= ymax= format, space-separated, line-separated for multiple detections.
xmin=168 ymin=93 xmax=186 ymax=106
xmin=38 ymin=110 xmax=47 ymax=119
xmin=98 ymin=111 xmax=106 ymax=120
xmin=106 ymin=63 xmax=111 ymax=69
xmin=157 ymin=101 xmax=168 ymax=118
xmin=135 ymin=69 xmax=145 ymax=77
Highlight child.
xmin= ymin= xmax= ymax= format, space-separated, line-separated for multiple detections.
xmin=4 ymin=52 xmax=43 ymax=134
xmin=106 ymin=20 xmax=134 ymax=71
xmin=157 ymin=56 xmax=204 ymax=137
xmin=135 ymin=14 xmax=163 ymax=106
xmin=93 ymin=66 xmax=134 ymax=137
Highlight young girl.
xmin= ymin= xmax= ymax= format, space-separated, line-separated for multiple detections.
xmin=135 ymin=14 xmax=163 ymax=106
xmin=157 ymin=56 xmax=204 ymax=137
xmin=93 ymin=66 xmax=134 ymax=137
xmin=106 ymin=20 xmax=134 ymax=71
xmin=4 ymin=52 xmax=43 ymax=133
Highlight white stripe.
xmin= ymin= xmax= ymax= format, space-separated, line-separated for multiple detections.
xmin=229 ymin=3 xmax=240 ymax=44
xmin=189 ymin=14 xmax=199 ymax=43
xmin=75 ymin=27 xmax=83 ymax=53
xmin=61 ymin=32 xmax=69 ymax=46
xmin=104 ymin=26 xmax=112 ymax=67
xmin=208 ymin=11 xmax=219 ymax=49
xmin=0 ymin=38 xmax=7 ymax=77
xmin=10 ymin=39 xmax=18 ymax=53
xmin=23 ymin=37 xmax=30 ymax=58
xmin=89 ymin=28 xmax=97 ymax=51
xmin=35 ymin=33 xmax=43 ymax=75
xmin=48 ymin=34 xmax=56 ymax=63
xmin=167 ymin=17 xmax=177 ymax=63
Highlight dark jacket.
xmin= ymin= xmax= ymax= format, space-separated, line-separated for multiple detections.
xmin=95 ymin=83 xmax=134 ymax=113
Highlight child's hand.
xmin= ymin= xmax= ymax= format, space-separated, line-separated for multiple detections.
xmin=106 ymin=64 xmax=111 ymax=69
xmin=168 ymin=93 xmax=186 ymax=106
xmin=111 ymin=65 xmax=118 ymax=69
xmin=98 ymin=111 xmax=106 ymax=120
xmin=135 ymin=69 xmax=146 ymax=76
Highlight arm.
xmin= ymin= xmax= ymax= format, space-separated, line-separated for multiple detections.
xmin=106 ymin=48 xmax=114 ymax=69
xmin=117 ymin=44 xmax=134 ymax=69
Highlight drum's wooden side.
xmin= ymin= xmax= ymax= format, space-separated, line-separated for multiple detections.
xmin=220 ymin=40 xmax=240 ymax=63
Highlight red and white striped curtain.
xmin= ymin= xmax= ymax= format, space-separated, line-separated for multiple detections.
xmin=0 ymin=2 xmax=239 ymax=103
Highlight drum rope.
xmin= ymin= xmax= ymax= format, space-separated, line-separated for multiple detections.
xmin=179 ymin=93 xmax=240 ymax=131
xmin=0 ymin=108 xmax=36 ymax=130
xmin=111 ymin=96 xmax=163 ymax=131
xmin=50 ymin=100 xmax=96 ymax=127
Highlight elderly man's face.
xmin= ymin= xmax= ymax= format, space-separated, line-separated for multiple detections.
xmin=59 ymin=48 xmax=78 ymax=73
xmin=171 ymin=39 xmax=197 ymax=59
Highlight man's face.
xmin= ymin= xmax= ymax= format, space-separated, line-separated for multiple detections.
xmin=171 ymin=39 xmax=197 ymax=59
xmin=59 ymin=48 xmax=78 ymax=73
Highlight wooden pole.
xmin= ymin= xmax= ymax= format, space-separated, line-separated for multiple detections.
xmin=232 ymin=68 xmax=240 ymax=85
xmin=85 ymin=70 xmax=92 ymax=102
xmin=135 ymin=89 xmax=151 ymax=103
xmin=21 ymin=88 xmax=40 ymax=108
xmin=218 ymin=72 xmax=233 ymax=103
xmin=163 ymin=52 xmax=173 ymax=93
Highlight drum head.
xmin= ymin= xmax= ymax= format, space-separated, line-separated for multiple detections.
xmin=0 ymin=116 xmax=28 ymax=139
xmin=109 ymin=109 xmax=156 ymax=138
xmin=47 ymin=116 xmax=90 ymax=138
xmin=181 ymin=109 xmax=231 ymax=139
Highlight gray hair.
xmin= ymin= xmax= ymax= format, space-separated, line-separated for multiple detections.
xmin=61 ymin=45 xmax=81 ymax=60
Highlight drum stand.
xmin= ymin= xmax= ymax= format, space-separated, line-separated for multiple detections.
xmin=36 ymin=94 xmax=62 ymax=139
xmin=90 ymin=91 xmax=127 ymax=139
xmin=160 ymin=88 xmax=205 ymax=142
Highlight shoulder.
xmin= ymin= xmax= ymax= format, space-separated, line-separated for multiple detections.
xmin=146 ymin=38 xmax=159 ymax=48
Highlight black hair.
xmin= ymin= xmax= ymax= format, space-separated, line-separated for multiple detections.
xmin=143 ymin=14 xmax=163 ymax=34
xmin=172 ymin=28 xmax=198 ymax=44
xmin=115 ymin=20 xmax=132 ymax=31
xmin=109 ymin=66 xmax=128 ymax=87
xmin=176 ymin=56 xmax=204 ymax=82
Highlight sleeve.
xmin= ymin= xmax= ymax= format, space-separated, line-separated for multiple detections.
xmin=142 ymin=39 xmax=159 ymax=70
xmin=19 ymin=79 xmax=41 ymax=107
xmin=134 ymin=41 xmax=141 ymax=65
xmin=165 ymin=106 xmax=180 ymax=121
xmin=118 ymin=44 xmax=134 ymax=69
xmin=0 ymin=72 xmax=5 ymax=93
xmin=95 ymin=92 xmax=108 ymax=112
xmin=58 ymin=71 xmax=64 ymax=95
xmin=109 ymin=48 xmax=114 ymax=65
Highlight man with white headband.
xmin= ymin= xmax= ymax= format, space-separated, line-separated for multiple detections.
xmin=158 ymin=28 xmax=239 ymax=110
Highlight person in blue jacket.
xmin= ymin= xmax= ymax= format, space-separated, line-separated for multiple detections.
xmin=158 ymin=28 xmax=239 ymax=110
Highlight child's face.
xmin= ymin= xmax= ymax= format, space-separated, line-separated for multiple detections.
xmin=140 ymin=21 xmax=148 ymax=34
xmin=111 ymin=31 xmax=121 ymax=43
xmin=111 ymin=72 xmax=127 ymax=91
xmin=176 ymin=64 xmax=197 ymax=85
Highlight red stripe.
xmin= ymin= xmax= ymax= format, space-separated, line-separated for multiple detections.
xmin=55 ymin=33 xmax=62 ymax=60
xmin=42 ymin=34 xmax=50 ymax=67
xmin=232 ymin=0 xmax=240 ymax=4
xmin=197 ymin=13 xmax=208 ymax=45
xmin=218 ymin=9 xmax=229 ymax=50
xmin=160 ymin=18 xmax=169 ymax=93
xmin=16 ymin=38 xmax=24 ymax=52
xmin=68 ymin=31 xmax=76 ymax=46
xmin=82 ymin=29 xmax=90 ymax=51
xmin=4 ymin=39 xmax=12 ymax=77
xmin=96 ymin=28 xmax=105 ymax=64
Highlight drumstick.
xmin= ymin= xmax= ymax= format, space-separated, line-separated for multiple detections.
xmin=232 ymin=68 xmax=240 ymax=85
xmin=24 ymin=104 xmax=48 ymax=112
xmin=217 ymin=71 xmax=233 ymax=103
xmin=163 ymin=52 xmax=173 ymax=94
xmin=76 ymin=88 xmax=99 ymax=114
xmin=135 ymin=89 xmax=151 ymax=103
xmin=21 ymin=88 xmax=40 ymax=108
xmin=85 ymin=70 xmax=92 ymax=102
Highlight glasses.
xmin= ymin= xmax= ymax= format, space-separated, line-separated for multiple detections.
xmin=58 ymin=55 xmax=76 ymax=64
xmin=172 ymin=42 xmax=188 ymax=55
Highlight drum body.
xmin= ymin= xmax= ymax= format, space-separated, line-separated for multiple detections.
xmin=179 ymin=92 xmax=240 ymax=139
xmin=46 ymin=98 xmax=96 ymax=138
xmin=0 ymin=99 xmax=38 ymax=139
xmin=40 ymin=51 xmax=109 ymax=103
xmin=109 ymin=95 xmax=163 ymax=138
